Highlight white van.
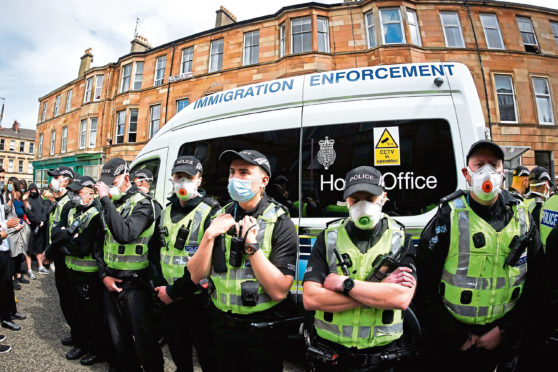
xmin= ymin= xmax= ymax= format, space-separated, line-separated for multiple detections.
xmin=131 ymin=62 xmax=486 ymax=294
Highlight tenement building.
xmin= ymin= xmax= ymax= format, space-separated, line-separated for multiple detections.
xmin=34 ymin=1 xmax=558 ymax=183
xmin=0 ymin=121 xmax=35 ymax=184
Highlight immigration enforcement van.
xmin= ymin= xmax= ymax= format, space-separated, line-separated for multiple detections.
xmin=130 ymin=62 xmax=486 ymax=295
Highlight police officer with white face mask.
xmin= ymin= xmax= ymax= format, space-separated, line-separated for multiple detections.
xmin=302 ymin=166 xmax=417 ymax=371
xmin=415 ymin=140 xmax=544 ymax=372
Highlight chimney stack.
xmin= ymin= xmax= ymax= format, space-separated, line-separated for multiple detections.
xmin=215 ymin=6 xmax=237 ymax=28
xmin=130 ymin=35 xmax=152 ymax=53
xmin=12 ymin=120 xmax=19 ymax=133
xmin=78 ymin=48 xmax=93 ymax=78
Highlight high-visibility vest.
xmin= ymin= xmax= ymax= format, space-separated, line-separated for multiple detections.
xmin=540 ymin=194 xmax=558 ymax=253
xmin=64 ymin=206 xmax=100 ymax=273
xmin=49 ymin=194 xmax=71 ymax=244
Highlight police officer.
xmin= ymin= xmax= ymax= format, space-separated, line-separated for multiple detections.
xmin=302 ymin=166 xmax=417 ymax=371
xmin=188 ymin=149 xmax=298 ymax=372
xmin=524 ymin=166 xmax=553 ymax=223
xmin=94 ymin=158 xmax=164 ymax=372
xmin=415 ymin=140 xmax=544 ymax=372
xmin=49 ymin=176 xmax=114 ymax=367
xmin=508 ymin=165 xmax=530 ymax=201
xmin=152 ymin=156 xmax=219 ymax=372
xmin=540 ymin=193 xmax=558 ymax=252
xmin=132 ymin=168 xmax=153 ymax=195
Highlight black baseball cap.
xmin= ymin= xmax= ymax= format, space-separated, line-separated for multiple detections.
xmin=47 ymin=166 xmax=75 ymax=179
xmin=100 ymin=158 xmax=129 ymax=184
xmin=512 ymin=165 xmax=530 ymax=177
xmin=132 ymin=168 xmax=154 ymax=182
xmin=172 ymin=156 xmax=203 ymax=177
xmin=529 ymin=166 xmax=553 ymax=186
xmin=466 ymin=140 xmax=504 ymax=165
xmin=68 ymin=176 xmax=96 ymax=192
xmin=219 ymin=149 xmax=271 ymax=177
xmin=343 ymin=166 xmax=384 ymax=199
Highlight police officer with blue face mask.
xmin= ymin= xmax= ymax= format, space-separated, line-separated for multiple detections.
xmin=188 ymin=149 xmax=298 ymax=372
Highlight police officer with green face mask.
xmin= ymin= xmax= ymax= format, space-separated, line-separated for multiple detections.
xmin=415 ymin=140 xmax=544 ymax=372
xmin=188 ymin=149 xmax=298 ymax=372
xmin=94 ymin=158 xmax=164 ymax=372
xmin=152 ymin=156 xmax=219 ymax=372
xmin=302 ymin=166 xmax=417 ymax=371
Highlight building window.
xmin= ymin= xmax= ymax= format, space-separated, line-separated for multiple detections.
xmin=550 ymin=21 xmax=558 ymax=48
xmin=29 ymin=142 xmax=34 ymax=154
xmin=38 ymin=134 xmax=43 ymax=157
xmin=65 ymin=89 xmax=72 ymax=112
xmin=54 ymin=95 xmax=61 ymax=116
xmin=133 ymin=62 xmax=144 ymax=91
xmin=209 ymin=39 xmax=224 ymax=73
xmin=18 ymin=160 xmax=23 ymax=173
xmin=89 ymin=118 xmax=97 ymax=148
xmin=279 ymin=23 xmax=286 ymax=57
xmin=365 ymin=11 xmax=377 ymax=48
xmin=480 ymin=14 xmax=504 ymax=49
xmin=407 ymin=9 xmax=422 ymax=46
xmin=517 ymin=17 xmax=538 ymax=47
xmin=121 ymin=63 xmax=132 ymax=93
xmin=9 ymin=140 xmax=15 ymax=152
xmin=50 ymin=130 xmax=56 ymax=155
xmin=116 ymin=111 xmax=126 ymax=144
xmin=243 ymin=30 xmax=259 ymax=66
xmin=128 ymin=109 xmax=138 ymax=143
xmin=41 ymin=102 xmax=47 ymax=122
xmin=61 ymin=127 xmax=67 ymax=153
xmin=0 ymin=139 xmax=4 ymax=151
xmin=176 ymin=99 xmax=189 ymax=113
xmin=19 ymin=141 xmax=24 ymax=153
xmin=79 ymin=119 xmax=87 ymax=149
xmin=8 ymin=160 xmax=13 ymax=172
xmin=532 ymin=77 xmax=554 ymax=124
xmin=84 ymin=76 xmax=93 ymax=103
xmin=180 ymin=48 xmax=193 ymax=74
xmin=380 ymin=8 xmax=405 ymax=44
xmin=291 ymin=17 xmax=312 ymax=54
xmin=440 ymin=12 xmax=465 ymax=48
xmin=535 ymin=151 xmax=553 ymax=179
xmin=154 ymin=56 xmax=166 ymax=86
xmin=495 ymin=75 xmax=518 ymax=123
xmin=317 ymin=17 xmax=330 ymax=52
xmin=149 ymin=105 xmax=161 ymax=139
xmin=28 ymin=163 xmax=32 ymax=174
xmin=94 ymin=75 xmax=104 ymax=100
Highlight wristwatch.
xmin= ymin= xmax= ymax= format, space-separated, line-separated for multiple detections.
xmin=244 ymin=242 xmax=260 ymax=255
xmin=342 ymin=277 xmax=355 ymax=295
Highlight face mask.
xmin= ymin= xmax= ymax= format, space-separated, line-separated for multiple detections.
xmin=529 ymin=182 xmax=550 ymax=200
xmin=7 ymin=184 xmax=13 ymax=192
xmin=0 ymin=182 xmax=4 ymax=189
xmin=50 ymin=178 xmax=62 ymax=192
xmin=349 ymin=200 xmax=383 ymax=230
xmin=173 ymin=177 xmax=199 ymax=201
xmin=109 ymin=174 xmax=127 ymax=201
xmin=70 ymin=193 xmax=82 ymax=205
xmin=467 ymin=164 xmax=503 ymax=202
xmin=227 ymin=178 xmax=257 ymax=203
xmin=30 ymin=191 xmax=39 ymax=198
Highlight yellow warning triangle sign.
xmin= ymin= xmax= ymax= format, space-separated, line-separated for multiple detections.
xmin=375 ymin=128 xmax=398 ymax=148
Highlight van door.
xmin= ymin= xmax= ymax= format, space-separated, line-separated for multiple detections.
xmin=130 ymin=147 xmax=169 ymax=202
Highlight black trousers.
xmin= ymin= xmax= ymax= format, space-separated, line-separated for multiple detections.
xmin=160 ymin=293 xmax=216 ymax=372
xmin=54 ymin=256 xmax=83 ymax=346
xmin=12 ymin=253 xmax=25 ymax=276
xmin=0 ymin=250 xmax=16 ymax=321
xmin=210 ymin=307 xmax=283 ymax=372
xmin=104 ymin=278 xmax=164 ymax=372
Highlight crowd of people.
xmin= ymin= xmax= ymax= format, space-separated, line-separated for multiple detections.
xmin=0 ymin=140 xmax=556 ymax=372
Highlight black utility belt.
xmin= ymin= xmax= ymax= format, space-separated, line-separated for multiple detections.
xmin=313 ymin=338 xmax=398 ymax=367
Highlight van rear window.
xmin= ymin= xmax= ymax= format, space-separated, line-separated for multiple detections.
xmin=130 ymin=157 xmax=160 ymax=198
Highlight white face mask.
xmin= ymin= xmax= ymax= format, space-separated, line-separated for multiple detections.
xmin=467 ymin=164 xmax=503 ymax=202
xmin=349 ymin=200 xmax=383 ymax=230
xmin=529 ymin=182 xmax=550 ymax=200
xmin=50 ymin=177 xmax=66 ymax=192
xmin=109 ymin=174 xmax=127 ymax=201
xmin=173 ymin=177 xmax=199 ymax=201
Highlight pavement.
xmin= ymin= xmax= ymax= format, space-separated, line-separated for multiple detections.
xmin=0 ymin=263 xmax=307 ymax=372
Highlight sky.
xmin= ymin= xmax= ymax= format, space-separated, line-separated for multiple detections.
xmin=0 ymin=0 xmax=555 ymax=130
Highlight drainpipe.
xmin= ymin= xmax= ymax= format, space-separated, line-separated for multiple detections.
xmin=164 ymin=42 xmax=176 ymax=124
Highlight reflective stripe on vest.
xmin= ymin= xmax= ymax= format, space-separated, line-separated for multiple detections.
xmin=314 ymin=217 xmax=405 ymax=349
xmin=210 ymin=202 xmax=286 ymax=315
xmin=104 ymin=193 xmax=155 ymax=271
xmin=65 ymin=206 xmax=100 ymax=272
xmin=441 ymin=195 xmax=528 ymax=325
xmin=540 ymin=195 xmax=558 ymax=253
xmin=160 ymin=201 xmax=212 ymax=285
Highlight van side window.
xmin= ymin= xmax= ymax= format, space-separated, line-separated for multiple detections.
xmin=130 ymin=158 xmax=160 ymax=198
xmin=178 ymin=128 xmax=300 ymax=216
xmin=301 ymin=119 xmax=457 ymax=217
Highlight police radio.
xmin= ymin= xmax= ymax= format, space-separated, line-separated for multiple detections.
xmin=174 ymin=220 xmax=191 ymax=251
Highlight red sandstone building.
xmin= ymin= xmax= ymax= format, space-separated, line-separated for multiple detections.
xmin=34 ymin=0 xmax=558 ymax=185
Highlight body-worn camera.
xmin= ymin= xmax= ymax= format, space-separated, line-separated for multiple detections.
xmin=174 ymin=222 xmax=191 ymax=251
xmin=67 ymin=217 xmax=83 ymax=235
xmin=229 ymin=225 xmax=245 ymax=268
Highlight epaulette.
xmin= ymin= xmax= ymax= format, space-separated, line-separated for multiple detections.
xmin=202 ymin=196 xmax=220 ymax=209
xmin=439 ymin=190 xmax=467 ymax=206
xmin=389 ymin=217 xmax=406 ymax=230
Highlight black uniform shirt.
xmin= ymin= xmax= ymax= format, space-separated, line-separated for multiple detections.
xmin=415 ymin=189 xmax=544 ymax=351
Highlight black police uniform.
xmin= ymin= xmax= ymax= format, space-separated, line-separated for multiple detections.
xmin=151 ymin=191 xmax=220 ymax=372
xmin=415 ymin=190 xmax=544 ymax=372
xmin=95 ymin=183 xmax=164 ymax=372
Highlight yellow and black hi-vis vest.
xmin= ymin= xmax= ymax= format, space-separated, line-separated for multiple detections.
xmin=49 ymin=194 xmax=71 ymax=244
xmin=210 ymin=201 xmax=287 ymax=315
xmin=441 ymin=195 xmax=529 ymax=325
xmin=104 ymin=193 xmax=156 ymax=271
xmin=314 ymin=217 xmax=405 ymax=349
xmin=159 ymin=200 xmax=213 ymax=285
xmin=64 ymin=206 xmax=100 ymax=273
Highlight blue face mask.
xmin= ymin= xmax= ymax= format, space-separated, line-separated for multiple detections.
xmin=7 ymin=184 xmax=13 ymax=192
xmin=227 ymin=178 xmax=256 ymax=203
